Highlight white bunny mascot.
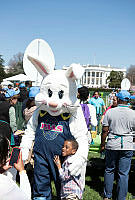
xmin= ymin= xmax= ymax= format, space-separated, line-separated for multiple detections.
xmin=20 ymin=42 xmax=89 ymax=200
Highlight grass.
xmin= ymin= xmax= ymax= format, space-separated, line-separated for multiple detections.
xmin=51 ymin=152 xmax=135 ymax=200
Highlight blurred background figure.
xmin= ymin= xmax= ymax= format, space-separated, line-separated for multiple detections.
xmin=77 ymin=86 xmax=97 ymax=144
xmin=89 ymin=91 xmax=106 ymax=135
xmin=4 ymin=89 xmax=20 ymax=146
xmin=101 ymin=96 xmax=118 ymax=124
xmin=15 ymin=83 xmax=28 ymax=130
xmin=23 ymin=86 xmax=40 ymax=125
xmin=0 ymin=89 xmax=21 ymax=145
xmin=108 ymin=90 xmax=115 ymax=105
xmin=7 ymin=84 xmax=13 ymax=91
xmin=18 ymin=83 xmax=28 ymax=103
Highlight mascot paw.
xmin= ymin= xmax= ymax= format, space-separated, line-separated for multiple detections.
xmin=68 ymin=154 xmax=85 ymax=176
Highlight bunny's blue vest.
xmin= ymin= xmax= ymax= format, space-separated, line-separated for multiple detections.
xmin=33 ymin=111 xmax=73 ymax=200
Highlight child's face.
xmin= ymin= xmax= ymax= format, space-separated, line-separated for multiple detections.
xmin=11 ymin=97 xmax=18 ymax=105
xmin=62 ymin=141 xmax=76 ymax=157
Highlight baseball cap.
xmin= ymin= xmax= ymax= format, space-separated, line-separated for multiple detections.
xmin=19 ymin=83 xmax=25 ymax=88
xmin=116 ymin=90 xmax=130 ymax=101
xmin=77 ymin=84 xmax=82 ymax=89
xmin=29 ymin=86 xmax=40 ymax=98
xmin=5 ymin=89 xmax=20 ymax=99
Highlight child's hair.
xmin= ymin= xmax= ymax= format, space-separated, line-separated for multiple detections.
xmin=78 ymin=86 xmax=89 ymax=102
xmin=0 ymin=135 xmax=9 ymax=166
xmin=67 ymin=139 xmax=78 ymax=151
xmin=26 ymin=98 xmax=35 ymax=109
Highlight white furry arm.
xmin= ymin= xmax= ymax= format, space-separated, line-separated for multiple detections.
xmin=20 ymin=109 xmax=39 ymax=161
xmin=88 ymin=104 xmax=97 ymax=127
xmin=68 ymin=106 xmax=89 ymax=176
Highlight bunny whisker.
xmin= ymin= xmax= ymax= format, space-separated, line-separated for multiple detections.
xmin=66 ymin=105 xmax=80 ymax=108
xmin=62 ymin=104 xmax=80 ymax=108
xmin=36 ymin=100 xmax=47 ymax=105
xmin=63 ymin=106 xmax=77 ymax=119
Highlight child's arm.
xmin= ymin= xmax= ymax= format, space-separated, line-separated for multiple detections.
xmin=54 ymin=156 xmax=70 ymax=181
xmin=54 ymin=155 xmax=61 ymax=170
xmin=20 ymin=109 xmax=39 ymax=161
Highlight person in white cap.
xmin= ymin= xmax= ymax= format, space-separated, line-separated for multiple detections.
xmin=101 ymin=90 xmax=135 ymax=200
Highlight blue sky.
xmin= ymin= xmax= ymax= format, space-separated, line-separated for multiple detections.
xmin=1 ymin=0 xmax=135 ymax=69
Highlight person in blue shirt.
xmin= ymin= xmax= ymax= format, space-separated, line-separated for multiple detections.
xmin=89 ymin=91 xmax=106 ymax=114
xmin=89 ymin=91 xmax=106 ymax=133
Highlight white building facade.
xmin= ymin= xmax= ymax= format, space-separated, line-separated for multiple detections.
xmin=63 ymin=64 xmax=127 ymax=88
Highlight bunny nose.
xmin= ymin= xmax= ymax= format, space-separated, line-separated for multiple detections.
xmin=48 ymin=102 xmax=58 ymax=108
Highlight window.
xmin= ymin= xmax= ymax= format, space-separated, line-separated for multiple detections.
xmin=84 ymin=72 xmax=86 ymax=83
xmin=96 ymin=72 xmax=99 ymax=77
xmin=91 ymin=78 xmax=94 ymax=84
xmin=100 ymin=79 xmax=102 ymax=84
xmin=92 ymin=72 xmax=95 ymax=77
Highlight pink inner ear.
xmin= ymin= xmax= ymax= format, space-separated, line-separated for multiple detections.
xmin=33 ymin=59 xmax=48 ymax=74
xmin=69 ymin=71 xmax=74 ymax=78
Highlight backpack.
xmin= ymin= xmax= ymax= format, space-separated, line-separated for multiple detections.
xmin=80 ymin=104 xmax=91 ymax=131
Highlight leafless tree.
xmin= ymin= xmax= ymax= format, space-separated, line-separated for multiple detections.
xmin=8 ymin=52 xmax=24 ymax=75
xmin=126 ymin=65 xmax=135 ymax=85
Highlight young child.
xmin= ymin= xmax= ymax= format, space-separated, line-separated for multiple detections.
xmin=54 ymin=139 xmax=83 ymax=200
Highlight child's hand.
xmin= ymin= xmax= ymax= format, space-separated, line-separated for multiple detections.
xmin=14 ymin=152 xmax=24 ymax=172
xmin=54 ymin=155 xmax=61 ymax=169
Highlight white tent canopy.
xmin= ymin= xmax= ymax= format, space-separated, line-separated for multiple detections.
xmin=3 ymin=74 xmax=32 ymax=82
xmin=1 ymin=80 xmax=13 ymax=86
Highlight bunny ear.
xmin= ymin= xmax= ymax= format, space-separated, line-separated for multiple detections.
xmin=65 ymin=63 xmax=85 ymax=81
xmin=27 ymin=55 xmax=52 ymax=77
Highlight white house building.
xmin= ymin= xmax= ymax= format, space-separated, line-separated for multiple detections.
xmin=63 ymin=64 xmax=127 ymax=88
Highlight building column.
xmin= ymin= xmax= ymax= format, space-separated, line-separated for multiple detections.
xmin=99 ymin=72 xmax=101 ymax=87
xmin=85 ymin=70 xmax=88 ymax=86
xmin=89 ymin=71 xmax=91 ymax=87
xmin=94 ymin=71 xmax=96 ymax=87
xmin=102 ymin=72 xmax=106 ymax=86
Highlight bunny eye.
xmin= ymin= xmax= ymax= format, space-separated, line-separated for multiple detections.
xmin=58 ymin=90 xmax=64 ymax=99
xmin=48 ymin=89 xmax=53 ymax=97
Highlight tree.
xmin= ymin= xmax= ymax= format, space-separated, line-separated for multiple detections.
xmin=107 ymin=70 xmax=124 ymax=88
xmin=126 ymin=65 xmax=135 ymax=85
xmin=0 ymin=55 xmax=6 ymax=83
xmin=8 ymin=52 xmax=24 ymax=75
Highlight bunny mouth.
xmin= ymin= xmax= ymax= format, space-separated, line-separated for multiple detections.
xmin=50 ymin=110 xmax=58 ymax=113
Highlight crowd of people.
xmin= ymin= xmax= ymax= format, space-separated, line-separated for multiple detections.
xmin=0 ymin=82 xmax=135 ymax=200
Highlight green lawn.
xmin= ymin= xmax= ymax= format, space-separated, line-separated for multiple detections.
xmin=51 ymin=152 xmax=135 ymax=200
